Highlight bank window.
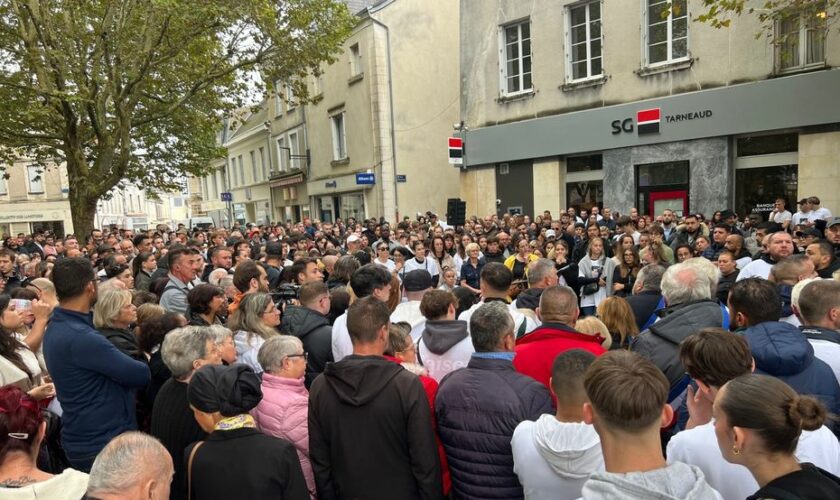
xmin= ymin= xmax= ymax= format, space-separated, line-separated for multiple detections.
xmin=566 ymin=1 xmax=602 ymax=82
xmin=566 ymin=180 xmax=603 ymax=214
xmin=27 ymin=165 xmax=44 ymax=194
xmin=777 ymin=7 xmax=826 ymax=72
xmin=737 ymin=133 xmax=798 ymax=157
xmin=276 ymin=137 xmax=287 ymax=172
xmin=499 ymin=19 xmax=532 ymax=96
xmin=637 ymin=161 xmax=689 ymax=187
xmin=644 ymin=0 xmax=688 ymax=66
xmin=567 ymin=154 xmax=603 ymax=173
xmin=331 ymin=112 xmax=347 ymax=161
xmin=735 ymin=165 xmax=798 ymax=219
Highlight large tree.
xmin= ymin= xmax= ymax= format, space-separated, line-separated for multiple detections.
xmin=0 ymin=0 xmax=355 ymax=235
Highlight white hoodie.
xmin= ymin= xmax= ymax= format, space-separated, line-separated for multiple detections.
xmin=580 ymin=462 xmax=723 ymax=500
xmin=511 ymin=415 xmax=605 ymax=500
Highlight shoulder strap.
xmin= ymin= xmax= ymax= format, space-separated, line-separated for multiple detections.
xmin=187 ymin=441 xmax=205 ymax=500
xmin=516 ymin=318 xmax=528 ymax=339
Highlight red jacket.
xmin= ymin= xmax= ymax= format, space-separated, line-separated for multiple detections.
xmin=514 ymin=323 xmax=607 ymax=390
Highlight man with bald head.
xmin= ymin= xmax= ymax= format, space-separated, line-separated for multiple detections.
xmin=723 ymin=233 xmax=752 ymax=269
xmin=513 ymin=285 xmax=606 ymax=390
xmin=737 ymin=231 xmax=794 ymax=281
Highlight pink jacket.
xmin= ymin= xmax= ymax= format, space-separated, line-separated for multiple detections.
xmin=251 ymin=373 xmax=315 ymax=497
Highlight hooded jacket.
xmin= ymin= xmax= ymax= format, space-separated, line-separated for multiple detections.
xmin=743 ymin=321 xmax=840 ymax=417
xmin=514 ymin=287 xmax=543 ymax=311
xmin=308 ymin=355 xmax=442 ymax=500
xmin=280 ymin=305 xmax=333 ymax=388
xmin=511 ymin=415 xmax=604 ymax=500
xmin=417 ymin=320 xmax=473 ymax=382
xmin=632 ymin=300 xmax=724 ymax=391
xmin=435 ymin=356 xmax=553 ymax=500
xmin=581 ymin=462 xmax=723 ymax=500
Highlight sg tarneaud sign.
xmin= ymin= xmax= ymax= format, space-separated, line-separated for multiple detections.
xmin=611 ymin=107 xmax=713 ymax=135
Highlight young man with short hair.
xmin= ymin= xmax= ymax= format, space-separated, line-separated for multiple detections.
xmin=580 ymin=351 xmax=723 ymax=499
xmin=512 ymin=349 xmax=604 ymax=500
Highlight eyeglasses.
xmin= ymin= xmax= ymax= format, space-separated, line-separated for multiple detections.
xmin=287 ymin=352 xmax=308 ymax=361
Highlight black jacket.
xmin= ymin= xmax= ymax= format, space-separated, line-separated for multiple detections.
xmin=624 ymin=291 xmax=663 ymax=332
xmin=632 ymin=300 xmax=724 ymax=391
xmin=435 ymin=356 xmax=553 ymax=500
xmin=185 ymin=427 xmax=308 ymax=500
xmin=280 ymin=305 xmax=333 ymax=388
xmin=309 ymin=355 xmax=442 ymax=500
xmin=99 ymin=327 xmax=142 ymax=360
xmin=513 ymin=287 xmax=542 ymax=311
xmin=748 ymin=463 xmax=840 ymax=500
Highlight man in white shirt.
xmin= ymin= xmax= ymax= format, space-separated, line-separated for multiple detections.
xmin=806 ymin=196 xmax=833 ymax=223
xmin=791 ymin=198 xmax=813 ymax=228
xmin=768 ymin=198 xmax=792 ymax=230
xmin=512 ymin=350 xmax=604 ymax=500
xmin=667 ymin=329 xmax=840 ymax=500
xmin=795 ymin=279 xmax=840 ymax=384
xmin=391 ymin=270 xmax=432 ymax=342
xmin=737 ymin=231 xmax=794 ymax=281
xmin=459 ymin=262 xmax=538 ymax=338
xmin=400 ymin=240 xmax=441 ymax=284
xmin=331 ymin=264 xmax=392 ymax=362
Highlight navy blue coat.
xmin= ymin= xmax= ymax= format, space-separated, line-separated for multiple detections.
xmin=743 ymin=321 xmax=840 ymax=417
xmin=435 ymin=356 xmax=553 ymax=500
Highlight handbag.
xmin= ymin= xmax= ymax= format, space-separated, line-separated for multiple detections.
xmin=187 ymin=441 xmax=205 ymax=500
xmin=582 ymin=261 xmax=603 ymax=296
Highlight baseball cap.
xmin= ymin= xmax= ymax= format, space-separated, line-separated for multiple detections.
xmin=829 ymin=217 xmax=840 ymax=228
xmin=346 ymin=234 xmax=360 ymax=243
xmin=545 ymin=229 xmax=557 ymax=239
xmin=403 ymin=270 xmax=433 ymax=292
xmin=797 ymin=198 xmax=808 ymax=205
xmin=796 ymin=227 xmax=821 ymax=238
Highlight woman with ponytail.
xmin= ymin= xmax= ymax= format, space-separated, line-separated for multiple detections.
xmin=713 ymin=373 xmax=840 ymax=499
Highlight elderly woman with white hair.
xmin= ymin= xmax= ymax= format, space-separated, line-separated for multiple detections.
xmin=150 ymin=326 xmax=221 ymax=500
xmin=94 ymin=289 xmax=140 ymax=359
xmin=251 ymin=335 xmax=315 ymax=497
xmin=227 ymin=293 xmax=280 ymax=374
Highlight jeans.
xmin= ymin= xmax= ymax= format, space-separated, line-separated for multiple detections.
xmin=580 ymin=306 xmax=597 ymax=317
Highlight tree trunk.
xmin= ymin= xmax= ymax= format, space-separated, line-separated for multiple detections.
xmin=69 ymin=186 xmax=99 ymax=238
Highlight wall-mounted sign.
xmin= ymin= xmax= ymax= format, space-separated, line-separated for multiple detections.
xmin=611 ymin=107 xmax=713 ymax=135
xmin=355 ymin=173 xmax=375 ymax=185
xmin=396 ymin=174 xmax=407 ymax=182
xmin=325 ymin=180 xmax=337 ymax=188
xmin=220 ymin=192 xmax=232 ymax=202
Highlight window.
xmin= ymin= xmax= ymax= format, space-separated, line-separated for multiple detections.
xmin=735 ymin=165 xmax=798 ymax=219
xmin=566 ymin=1 xmax=602 ymax=81
xmin=259 ymin=147 xmax=267 ymax=180
xmin=349 ymin=44 xmax=362 ymax=76
xmin=277 ymin=137 xmax=287 ymax=172
xmin=237 ymin=155 xmax=244 ymax=185
xmin=566 ymin=180 xmax=603 ymax=214
xmin=0 ymin=173 xmax=6 ymax=195
xmin=274 ymin=80 xmax=283 ymax=116
xmin=212 ymin=172 xmax=219 ymax=198
xmin=737 ymin=134 xmax=798 ymax=157
xmin=644 ymin=0 xmax=688 ymax=66
xmin=202 ymin=177 xmax=208 ymax=199
xmin=777 ymin=7 xmax=826 ymax=71
xmin=312 ymin=73 xmax=324 ymax=96
xmin=499 ymin=20 xmax=532 ymax=95
xmin=27 ymin=165 xmax=44 ymax=194
xmin=331 ymin=112 xmax=347 ymax=161
xmin=229 ymin=157 xmax=237 ymax=186
xmin=567 ymin=154 xmax=603 ymax=173
xmin=250 ymin=150 xmax=257 ymax=182
xmin=285 ymin=84 xmax=296 ymax=111
xmin=288 ymin=131 xmax=300 ymax=170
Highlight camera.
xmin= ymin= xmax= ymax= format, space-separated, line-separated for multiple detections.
xmin=271 ymin=284 xmax=301 ymax=306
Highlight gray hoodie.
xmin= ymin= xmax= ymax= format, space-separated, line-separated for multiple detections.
xmin=581 ymin=462 xmax=723 ymax=500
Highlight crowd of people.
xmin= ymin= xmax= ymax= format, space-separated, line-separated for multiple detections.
xmin=0 ymin=196 xmax=839 ymax=499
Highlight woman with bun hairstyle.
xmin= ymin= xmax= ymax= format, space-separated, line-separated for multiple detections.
xmin=713 ymin=373 xmax=840 ymax=499
xmin=0 ymin=386 xmax=88 ymax=498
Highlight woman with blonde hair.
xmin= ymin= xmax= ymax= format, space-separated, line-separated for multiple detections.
xmin=93 ymin=289 xmax=140 ymax=359
xmin=572 ymin=316 xmax=612 ymax=349
xmin=228 ymin=293 xmax=280 ymax=374
xmin=596 ymin=296 xmax=640 ymax=350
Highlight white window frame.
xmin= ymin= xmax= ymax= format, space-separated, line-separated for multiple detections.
xmin=250 ymin=150 xmax=257 ymax=183
xmin=285 ymin=83 xmax=296 ymax=111
xmin=259 ymin=147 xmax=267 ymax=180
xmin=288 ymin=130 xmax=300 ymax=170
xmin=642 ymin=0 xmax=689 ymax=68
xmin=776 ymin=8 xmax=827 ymax=73
xmin=312 ymin=72 xmax=324 ymax=96
xmin=349 ymin=44 xmax=362 ymax=76
xmin=331 ymin=112 xmax=347 ymax=161
xmin=498 ymin=19 xmax=533 ymax=97
xmin=565 ymin=1 xmax=603 ymax=83
xmin=274 ymin=80 xmax=283 ymax=116
xmin=276 ymin=137 xmax=287 ymax=172
xmin=27 ymin=165 xmax=44 ymax=194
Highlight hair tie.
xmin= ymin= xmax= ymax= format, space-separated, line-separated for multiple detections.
xmin=8 ymin=433 xmax=28 ymax=440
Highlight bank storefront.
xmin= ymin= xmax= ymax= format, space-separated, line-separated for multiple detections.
xmin=0 ymin=203 xmax=73 ymax=238
xmin=308 ymin=172 xmax=376 ymax=223
xmin=461 ymin=70 xmax=840 ymax=219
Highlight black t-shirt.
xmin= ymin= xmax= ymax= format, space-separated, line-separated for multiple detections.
xmin=512 ymin=259 xmax=527 ymax=280
xmin=748 ymin=463 xmax=840 ymax=500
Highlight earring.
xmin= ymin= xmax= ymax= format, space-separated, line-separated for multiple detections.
xmin=732 ymin=446 xmax=741 ymax=455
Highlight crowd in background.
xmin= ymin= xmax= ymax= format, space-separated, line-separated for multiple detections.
xmin=0 ymin=194 xmax=839 ymax=499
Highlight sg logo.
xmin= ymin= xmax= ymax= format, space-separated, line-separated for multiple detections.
xmin=611 ymin=118 xmax=634 ymax=135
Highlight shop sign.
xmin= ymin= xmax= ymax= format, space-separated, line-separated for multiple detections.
xmin=355 ymin=173 xmax=375 ymax=185
xmin=325 ymin=180 xmax=337 ymax=188
xmin=611 ymin=107 xmax=712 ymax=135
xmin=396 ymin=174 xmax=407 ymax=182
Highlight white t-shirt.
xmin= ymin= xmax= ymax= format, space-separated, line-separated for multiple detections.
xmin=770 ymin=210 xmax=792 ymax=224
xmin=792 ymin=210 xmax=812 ymax=227
xmin=809 ymin=339 xmax=840 ymax=384
xmin=401 ymin=257 xmax=441 ymax=279
xmin=373 ymin=258 xmax=396 ymax=273
xmin=808 ymin=207 xmax=833 ymax=222
xmin=331 ymin=312 xmax=353 ymax=362
xmin=459 ymin=300 xmax=538 ymax=337
xmin=736 ymin=258 xmax=772 ymax=281
xmin=391 ymin=301 xmax=426 ymax=342
xmin=667 ymin=420 xmax=840 ymax=500
xmin=234 ymin=330 xmax=266 ymax=374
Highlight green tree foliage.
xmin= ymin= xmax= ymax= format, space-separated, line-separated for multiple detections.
xmin=695 ymin=0 xmax=836 ymax=37
xmin=0 ymin=0 xmax=355 ymax=235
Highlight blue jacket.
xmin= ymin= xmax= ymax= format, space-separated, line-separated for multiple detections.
xmin=743 ymin=321 xmax=840 ymax=416
xmin=435 ymin=356 xmax=553 ymax=500
xmin=43 ymin=307 xmax=150 ymax=458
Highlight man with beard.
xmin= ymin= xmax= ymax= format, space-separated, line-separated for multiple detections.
xmin=737 ymin=231 xmax=795 ymax=281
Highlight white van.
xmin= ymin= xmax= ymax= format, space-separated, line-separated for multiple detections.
xmin=188 ymin=216 xmax=215 ymax=231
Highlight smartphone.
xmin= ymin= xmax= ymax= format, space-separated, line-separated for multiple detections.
xmin=11 ymin=298 xmax=31 ymax=311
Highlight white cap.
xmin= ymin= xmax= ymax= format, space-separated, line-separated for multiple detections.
xmin=346 ymin=234 xmax=360 ymax=243
xmin=545 ymin=229 xmax=557 ymax=238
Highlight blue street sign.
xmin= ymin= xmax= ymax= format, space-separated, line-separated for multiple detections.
xmin=220 ymin=192 xmax=232 ymax=202
xmin=396 ymin=174 xmax=407 ymax=182
xmin=355 ymin=173 xmax=375 ymax=185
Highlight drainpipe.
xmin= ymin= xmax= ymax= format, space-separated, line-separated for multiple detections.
xmin=370 ymin=16 xmax=398 ymax=223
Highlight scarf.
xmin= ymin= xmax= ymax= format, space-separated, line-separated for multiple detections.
xmin=214 ymin=414 xmax=257 ymax=431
